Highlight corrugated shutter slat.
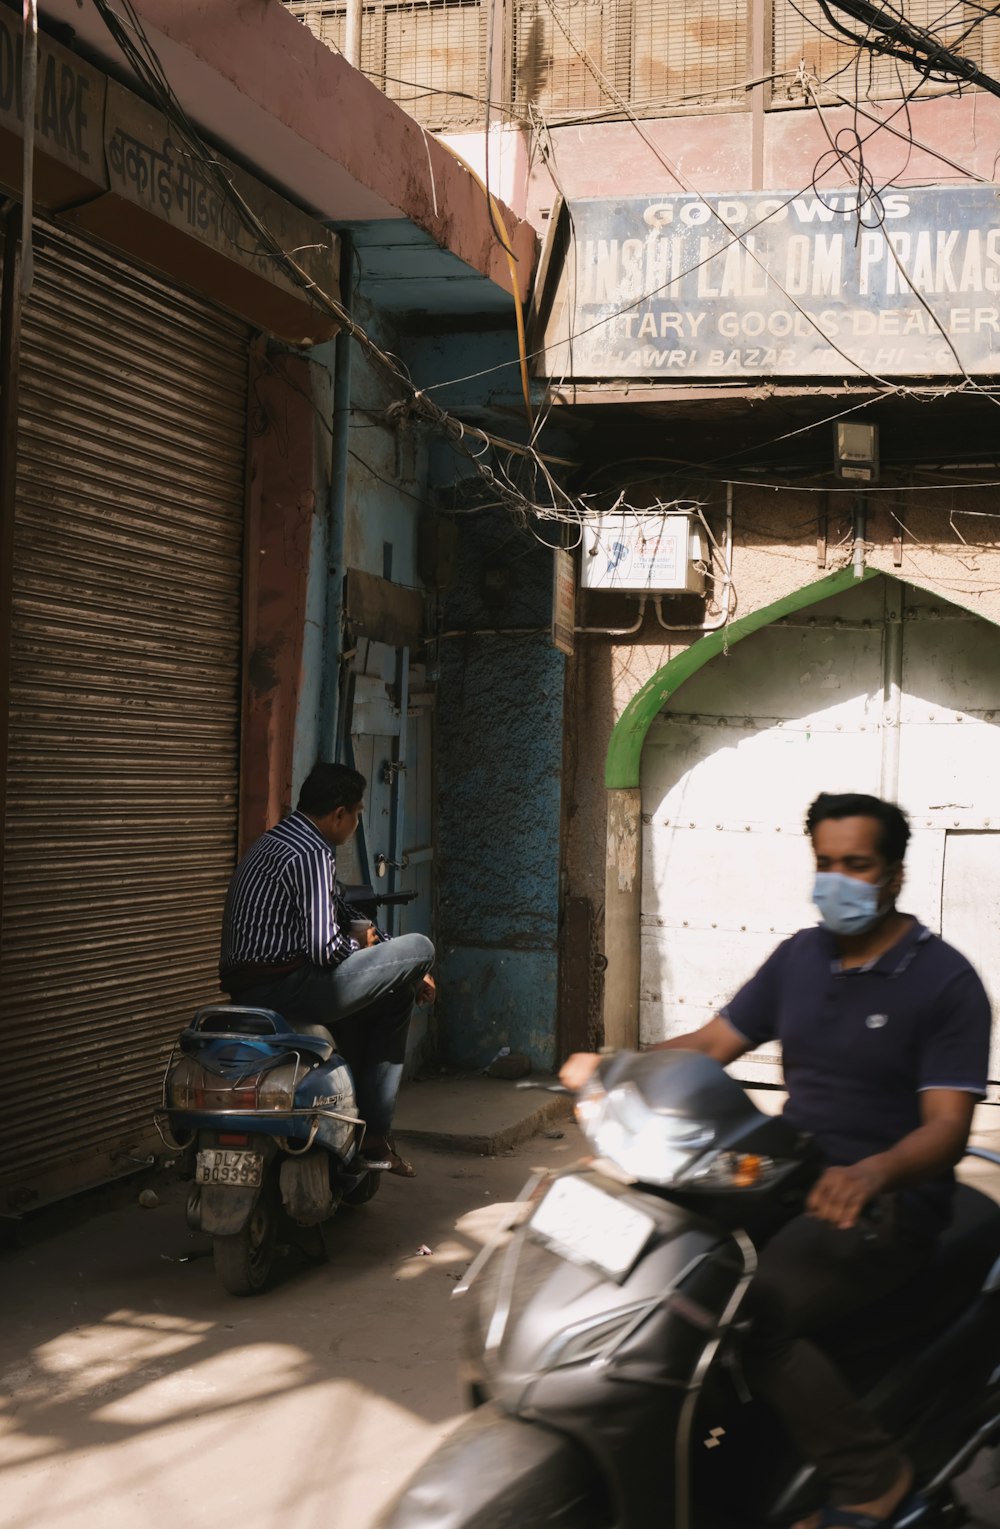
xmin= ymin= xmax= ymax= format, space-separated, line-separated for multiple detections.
xmin=1 ymin=222 xmax=249 ymax=1209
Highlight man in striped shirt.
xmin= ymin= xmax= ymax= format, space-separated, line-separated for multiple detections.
xmin=220 ymin=762 xmax=435 ymax=1177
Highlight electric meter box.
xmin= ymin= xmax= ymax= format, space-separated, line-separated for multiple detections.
xmin=581 ymin=513 xmax=707 ymax=593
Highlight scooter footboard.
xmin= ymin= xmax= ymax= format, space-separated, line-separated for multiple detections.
xmin=378 ymin=1404 xmax=612 ymax=1529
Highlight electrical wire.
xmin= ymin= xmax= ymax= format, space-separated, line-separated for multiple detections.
xmin=89 ymin=0 xmax=584 ymax=532
xmin=417 ymin=13 xmax=997 ymax=403
xmin=279 ymin=0 xmax=1000 ymax=440
xmin=531 ymin=0 xmax=960 ymax=396
xmin=817 ymin=0 xmax=1000 ymax=96
xmin=102 ymin=0 xmax=1000 ymax=552
xmin=723 ymin=476 xmax=1000 ymax=491
xmin=802 ymin=69 xmax=1000 ymax=426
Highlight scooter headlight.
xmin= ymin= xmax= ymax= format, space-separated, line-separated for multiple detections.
xmin=575 ymin=1080 xmax=715 ymax=1186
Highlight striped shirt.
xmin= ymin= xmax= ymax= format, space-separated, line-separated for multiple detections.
xmin=220 ymin=811 xmax=360 ymax=972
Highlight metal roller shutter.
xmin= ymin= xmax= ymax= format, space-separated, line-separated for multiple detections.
xmin=1 ymin=221 xmax=249 ymax=1212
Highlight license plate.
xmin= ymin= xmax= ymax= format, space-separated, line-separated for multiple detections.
xmin=196 ymin=1149 xmax=263 ymax=1187
xmin=530 ymin=1176 xmax=655 ymax=1280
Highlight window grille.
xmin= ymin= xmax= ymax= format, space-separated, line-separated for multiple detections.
xmin=771 ymin=0 xmax=1000 ymax=106
xmin=286 ymin=0 xmax=1000 ymax=127
xmin=285 ymin=0 xmax=489 ymax=130
xmin=512 ymin=0 xmax=749 ymax=121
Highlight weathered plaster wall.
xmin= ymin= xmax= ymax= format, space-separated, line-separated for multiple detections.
xmin=523 ymin=94 xmax=1000 ymax=226
xmin=343 ymin=295 xmax=428 ymax=588
xmin=241 ymin=347 xmax=332 ymax=850
xmin=440 ymin=129 xmax=532 ymax=222
xmin=564 ymin=483 xmax=1000 ymax=1041
xmin=98 ymin=0 xmax=538 ymax=299
xmin=435 ymin=511 xmax=565 ymax=1072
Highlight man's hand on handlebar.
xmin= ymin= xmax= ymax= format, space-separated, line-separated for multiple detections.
xmin=806 ymin=1161 xmax=888 ymax=1230
xmin=559 ymin=1052 xmax=602 ymax=1092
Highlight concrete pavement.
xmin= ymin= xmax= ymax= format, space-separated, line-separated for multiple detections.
xmin=0 ymin=1113 xmax=999 ymax=1528
xmin=0 ymin=1131 xmax=578 ymax=1529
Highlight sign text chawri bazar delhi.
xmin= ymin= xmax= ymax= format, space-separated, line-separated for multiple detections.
xmin=542 ymin=189 xmax=1000 ymax=379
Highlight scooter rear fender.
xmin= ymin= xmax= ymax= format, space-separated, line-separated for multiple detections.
xmin=189 ymin=1134 xmax=277 ymax=1236
xmin=377 ymin=1403 xmax=612 ymax=1529
xmin=198 ymin=1184 xmax=260 ymax=1236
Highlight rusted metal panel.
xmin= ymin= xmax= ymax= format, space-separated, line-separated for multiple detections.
xmin=344 ymin=566 xmax=424 ymax=648
xmin=513 ymin=0 xmax=750 ymax=121
xmin=0 ymin=214 xmax=17 ymax=913
xmin=286 ymin=0 xmax=489 ymax=132
xmin=0 ymin=220 xmax=249 ymax=1213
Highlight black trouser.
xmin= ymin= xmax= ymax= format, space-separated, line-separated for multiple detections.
xmin=742 ymin=1212 xmax=933 ymax=1506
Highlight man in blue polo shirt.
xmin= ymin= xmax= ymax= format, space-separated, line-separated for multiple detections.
xmin=561 ymin=791 xmax=991 ymax=1529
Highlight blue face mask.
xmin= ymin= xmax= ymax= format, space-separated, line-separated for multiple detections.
xmin=812 ymin=872 xmax=889 ymax=936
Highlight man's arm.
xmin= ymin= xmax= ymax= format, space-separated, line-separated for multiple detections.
xmin=807 ymin=1089 xmax=978 ymax=1230
xmin=560 ymin=1016 xmax=749 ymax=1091
xmin=649 ymin=1016 xmax=751 ymax=1065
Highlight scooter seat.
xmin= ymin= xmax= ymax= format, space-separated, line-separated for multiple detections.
xmin=184 ymin=1004 xmax=336 ymax=1062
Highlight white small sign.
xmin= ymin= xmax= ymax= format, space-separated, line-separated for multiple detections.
xmin=552 ymin=547 xmax=576 ymax=656
xmin=581 ymin=513 xmax=705 ymax=593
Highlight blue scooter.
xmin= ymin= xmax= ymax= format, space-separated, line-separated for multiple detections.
xmin=157 ymin=1004 xmax=379 ymax=1295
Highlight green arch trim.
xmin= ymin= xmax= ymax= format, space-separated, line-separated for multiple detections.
xmin=605 ymin=567 xmax=880 ymax=790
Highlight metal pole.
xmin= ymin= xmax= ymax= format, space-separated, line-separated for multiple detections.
xmin=322 ymin=232 xmax=353 ymax=762
xmin=880 ymin=580 xmax=904 ymax=802
xmin=387 ymin=646 xmax=410 ymax=935
xmin=852 ymin=493 xmax=867 ymax=580
xmin=345 ymin=0 xmax=362 ymax=68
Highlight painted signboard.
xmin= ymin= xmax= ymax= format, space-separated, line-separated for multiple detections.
xmin=104 ymin=83 xmax=337 ymax=305
xmin=541 ymin=188 xmax=1000 ymax=379
xmin=0 ymin=5 xmax=105 ymax=177
xmin=0 ymin=5 xmax=337 ymax=332
xmin=552 ymin=547 xmax=576 ymax=656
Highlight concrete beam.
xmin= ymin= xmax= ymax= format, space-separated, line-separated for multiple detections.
xmin=44 ymin=0 xmax=536 ymax=302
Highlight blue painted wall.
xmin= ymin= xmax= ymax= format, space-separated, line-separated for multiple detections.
xmin=433 ymin=509 xmax=566 ymax=1073
xmin=291 ymin=294 xmax=568 ymax=1074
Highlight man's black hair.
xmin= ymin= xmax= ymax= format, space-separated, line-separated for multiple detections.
xmin=297 ymin=762 xmax=366 ymax=817
xmin=805 ymin=792 xmax=910 ymax=863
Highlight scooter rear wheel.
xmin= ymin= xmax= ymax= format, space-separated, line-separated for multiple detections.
xmin=213 ymin=1183 xmax=278 ymax=1295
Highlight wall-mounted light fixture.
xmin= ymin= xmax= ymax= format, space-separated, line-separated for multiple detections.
xmin=834 ymin=421 xmax=879 ymax=483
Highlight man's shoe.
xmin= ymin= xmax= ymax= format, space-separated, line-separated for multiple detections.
xmin=361 ymin=1136 xmax=416 ymax=1178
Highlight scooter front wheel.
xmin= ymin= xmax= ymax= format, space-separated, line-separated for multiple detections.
xmin=212 ymin=1182 xmax=278 ymax=1295
xmin=378 ymin=1403 xmax=611 ymax=1529
xmin=342 ymin=1169 xmax=382 ymax=1207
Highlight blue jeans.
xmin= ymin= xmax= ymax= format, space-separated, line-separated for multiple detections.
xmin=236 ymin=934 xmax=435 ymax=1137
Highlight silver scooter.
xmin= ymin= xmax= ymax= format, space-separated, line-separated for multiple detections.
xmin=382 ymin=1050 xmax=1000 ymax=1528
